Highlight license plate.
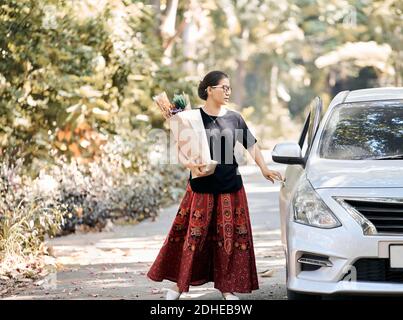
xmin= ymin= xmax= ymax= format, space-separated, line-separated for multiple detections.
xmin=390 ymin=245 xmax=403 ymax=269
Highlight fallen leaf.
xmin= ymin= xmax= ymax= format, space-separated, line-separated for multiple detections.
xmin=260 ymin=269 xmax=275 ymax=277
xmin=123 ymin=249 xmax=131 ymax=256
xmin=151 ymin=288 xmax=161 ymax=294
xmin=35 ymin=280 xmax=45 ymax=286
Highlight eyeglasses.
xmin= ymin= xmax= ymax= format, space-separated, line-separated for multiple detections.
xmin=211 ymin=85 xmax=232 ymax=94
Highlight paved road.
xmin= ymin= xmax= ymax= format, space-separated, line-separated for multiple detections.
xmin=4 ymin=165 xmax=287 ymax=300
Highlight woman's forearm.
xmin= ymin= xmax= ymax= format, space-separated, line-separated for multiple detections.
xmin=247 ymin=143 xmax=267 ymax=171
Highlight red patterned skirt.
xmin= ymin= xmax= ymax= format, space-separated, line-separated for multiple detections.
xmin=147 ymin=182 xmax=259 ymax=293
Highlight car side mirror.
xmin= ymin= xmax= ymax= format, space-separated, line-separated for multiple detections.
xmin=272 ymin=142 xmax=304 ymax=165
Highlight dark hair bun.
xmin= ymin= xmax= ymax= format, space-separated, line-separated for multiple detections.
xmin=197 ymin=80 xmax=208 ymax=100
xmin=197 ymin=70 xmax=229 ymax=101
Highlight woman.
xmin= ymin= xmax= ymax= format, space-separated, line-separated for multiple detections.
xmin=147 ymin=70 xmax=283 ymax=300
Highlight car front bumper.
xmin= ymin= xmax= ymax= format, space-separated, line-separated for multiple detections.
xmin=286 ymin=188 xmax=403 ymax=295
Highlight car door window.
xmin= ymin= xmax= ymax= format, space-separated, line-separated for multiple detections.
xmin=298 ymin=113 xmax=309 ymax=158
xmin=307 ymin=97 xmax=322 ymax=149
xmin=298 ymin=97 xmax=323 ymax=160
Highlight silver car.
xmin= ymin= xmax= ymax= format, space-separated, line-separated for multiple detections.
xmin=272 ymin=87 xmax=403 ymax=299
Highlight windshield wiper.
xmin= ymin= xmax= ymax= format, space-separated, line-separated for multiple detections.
xmin=371 ymin=154 xmax=403 ymax=160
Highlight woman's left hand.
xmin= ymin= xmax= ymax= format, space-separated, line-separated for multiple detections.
xmin=261 ymin=167 xmax=283 ymax=183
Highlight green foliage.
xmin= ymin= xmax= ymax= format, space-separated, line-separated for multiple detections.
xmin=0 ymin=157 xmax=65 ymax=262
xmin=1 ymin=0 xmax=112 ymax=162
xmin=0 ymin=0 xmax=193 ymax=165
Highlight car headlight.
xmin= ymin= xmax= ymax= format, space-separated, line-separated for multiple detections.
xmin=293 ymin=177 xmax=341 ymax=228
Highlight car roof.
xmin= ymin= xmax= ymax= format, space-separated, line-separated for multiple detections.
xmin=343 ymin=87 xmax=403 ymax=103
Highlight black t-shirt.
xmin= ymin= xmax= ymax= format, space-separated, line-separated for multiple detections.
xmin=189 ymin=107 xmax=257 ymax=194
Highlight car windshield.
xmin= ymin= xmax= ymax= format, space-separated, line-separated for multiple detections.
xmin=319 ymin=100 xmax=403 ymax=160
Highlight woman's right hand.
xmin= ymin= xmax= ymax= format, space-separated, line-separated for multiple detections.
xmin=185 ymin=163 xmax=208 ymax=177
xmin=261 ymin=167 xmax=283 ymax=183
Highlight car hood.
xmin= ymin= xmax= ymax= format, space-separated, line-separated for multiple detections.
xmin=307 ymin=158 xmax=403 ymax=189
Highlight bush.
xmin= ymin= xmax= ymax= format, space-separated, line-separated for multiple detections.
xmin=0 ymin=157 xmax=65 ymax=276
xmin=45 ymin=129 xmax=188 ymax=234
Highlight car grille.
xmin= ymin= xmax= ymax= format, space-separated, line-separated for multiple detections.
xmin=343 ymin=198 xmax=403 ymax=234
xmin=344 ymin=258 xmax=403 ymax=283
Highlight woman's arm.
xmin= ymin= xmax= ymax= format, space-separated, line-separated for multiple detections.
xmin=246 ymin=143 xmax=283 ymax=183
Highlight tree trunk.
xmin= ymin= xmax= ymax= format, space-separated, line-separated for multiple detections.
xmin=160 ymin=0 xmax=179 ymax=40
xmin=160 ymin=0 xmax=179 ymax=64
xmin=151 ymin=0 xmax=161 ymax=36
xmin=182 ymin=0 xmax=200 ymax=74
xmin=233 ymin=59 xmax=246 ymax=107
xmin=267 ymin=64 xmax=280 ymax=112
xmin=270 ymin=64 xmax=279 ymax=111
xmin=233 ymin=29 xmax=249 ymax=108
xmin=395 ymin=55 xmax=402 ymax=86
